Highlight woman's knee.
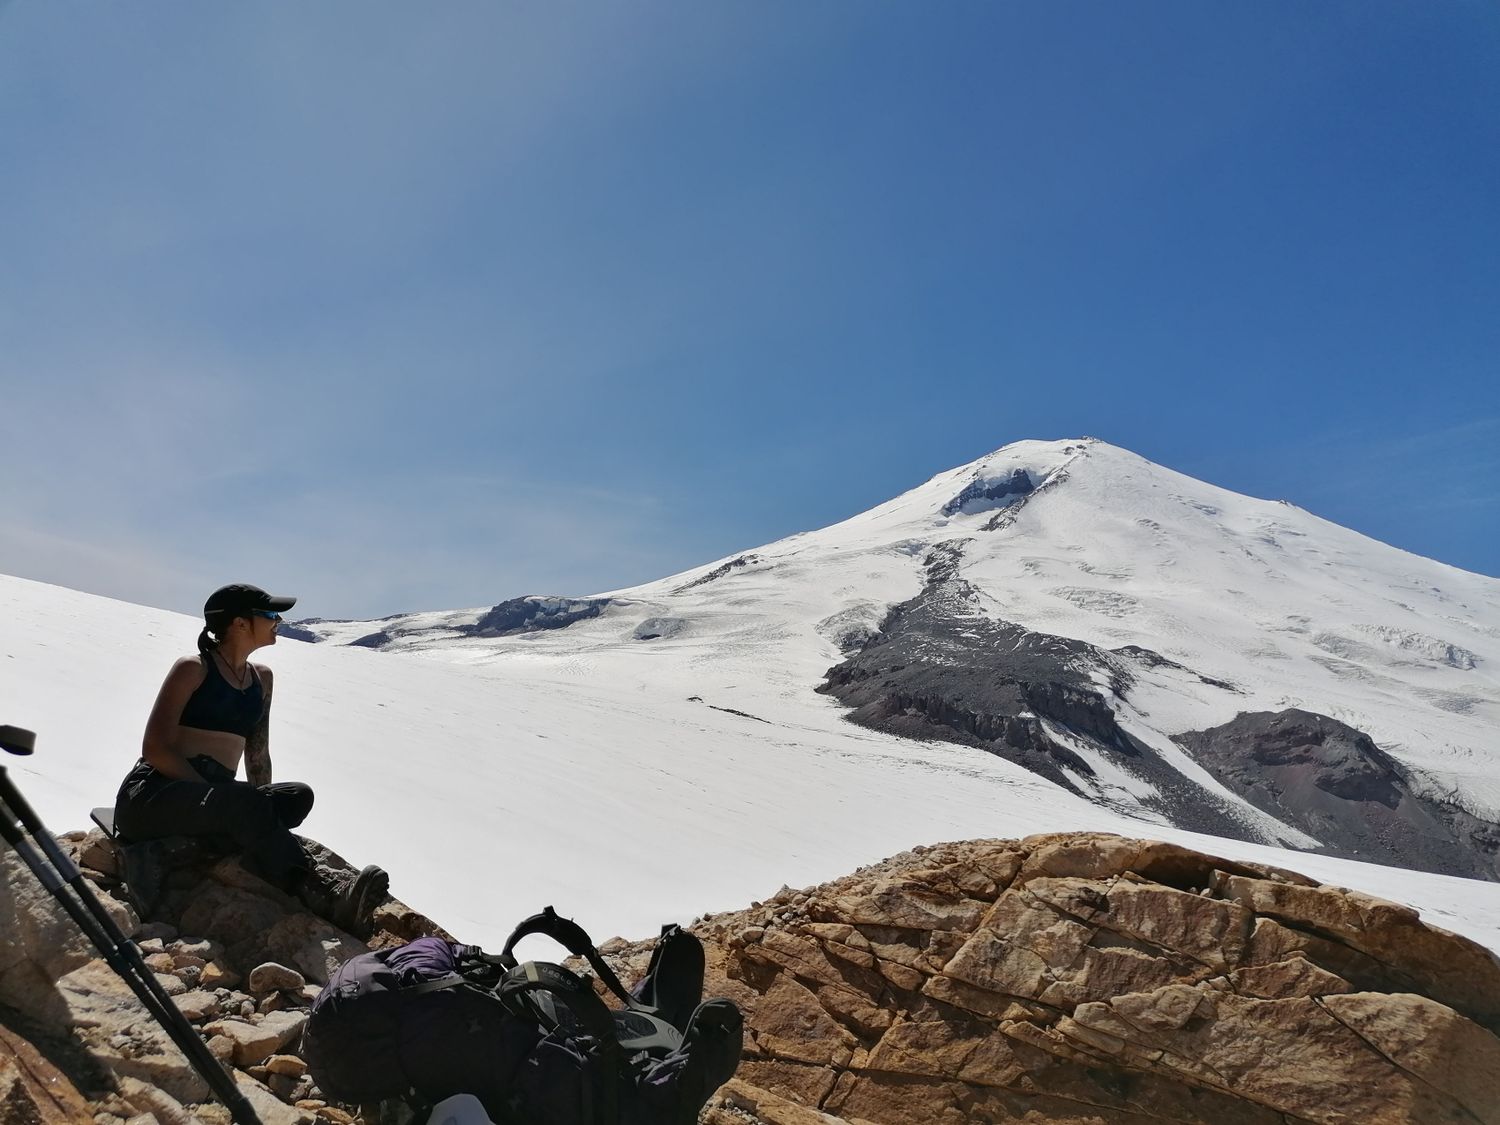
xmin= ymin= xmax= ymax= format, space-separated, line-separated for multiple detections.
xmin=207 ymin=783 xmax=283 ymax=842
xmin=265 ymin=782 xmax=314 ymax=829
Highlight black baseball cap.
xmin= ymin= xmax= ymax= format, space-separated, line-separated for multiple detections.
xmin=203 ymin=584 xmax=297 ymax=619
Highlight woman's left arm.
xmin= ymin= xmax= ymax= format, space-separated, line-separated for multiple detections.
xmin=244 ymin=667 xmax=274 ymax=787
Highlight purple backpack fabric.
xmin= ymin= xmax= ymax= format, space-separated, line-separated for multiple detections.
xmin=302 ymin=916 xmax=743 ymax=1125
xmin=304 ymin=938 xmax=536 ymax=1110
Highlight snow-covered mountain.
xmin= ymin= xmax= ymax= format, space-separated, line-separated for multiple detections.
xmin=296 ymin=438 xmax=1500 ymax=880
xmin=5 ymin=438 xmax=1500 ymax=952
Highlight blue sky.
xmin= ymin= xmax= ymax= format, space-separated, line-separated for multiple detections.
xmin=2 ymin=2 xmax=1496 ymax=620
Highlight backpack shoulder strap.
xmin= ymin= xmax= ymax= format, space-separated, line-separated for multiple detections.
xmin=501 ymin=906 xmax=643 ymax=1012
xmin=401 ymin=972 xmax=470 ymax=996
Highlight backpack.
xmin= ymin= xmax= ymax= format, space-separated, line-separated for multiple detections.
xmin=302 ymin=907 xmax=743 ymax=1125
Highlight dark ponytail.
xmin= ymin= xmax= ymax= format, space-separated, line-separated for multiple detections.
xmin=198 ymin=612 xmax=230 ymax=657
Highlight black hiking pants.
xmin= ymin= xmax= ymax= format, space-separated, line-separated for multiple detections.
xmin=114 ymin=755 xmax=314 ymax=889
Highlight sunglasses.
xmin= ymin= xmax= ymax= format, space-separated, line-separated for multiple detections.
xmin=249 ymin=610 xmax=283 ymax=623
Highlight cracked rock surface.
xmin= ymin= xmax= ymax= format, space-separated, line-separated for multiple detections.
xmin=676 ymin=832 xmax=1500 ymax=1125
xmin=6 ymin=828 xmax=1500 ymax=1124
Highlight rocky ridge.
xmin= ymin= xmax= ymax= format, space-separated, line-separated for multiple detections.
xmin=5 ymin=830 xmax=1500 ymax=1124
xmin=681 ymin=833 xmax=1500 ymax=1125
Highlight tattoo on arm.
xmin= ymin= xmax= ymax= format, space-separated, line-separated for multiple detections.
xmin=244 ymin=678 xmax=273 ymax=787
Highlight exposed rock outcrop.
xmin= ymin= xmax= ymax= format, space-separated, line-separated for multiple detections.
xmin=466 ymin=596 xmax=614 ymax=638
xmin=677 ymin=834 xmax=1500 ymax=1125
xmin=1177 ymin=709 xmax=1500 ymax=881
xmin=1 ymin=830 xmax=445 ymax=1124
xmin=6 ymin=829 xmax=1500 ymax=1124
xmin=819 ymin=539 xmax=1500 ymax=882
xmin=817 ymin=559 xmax=1269 ymax=842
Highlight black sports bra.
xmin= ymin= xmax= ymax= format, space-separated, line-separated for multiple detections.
xmin=179 ymin=655 xmax=264 ymax=738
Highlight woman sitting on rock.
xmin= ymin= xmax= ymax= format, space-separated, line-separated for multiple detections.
xmin=114 ymin=583 xmax=387 ymax=935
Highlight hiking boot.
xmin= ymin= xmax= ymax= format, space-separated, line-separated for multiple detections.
xmin=295 ymin=864 xmax=390 ymax=939
xmin=119 ymin=839 xmax=169 ymax=919
xmin=341 ymin=864 xmax=391 ymax=937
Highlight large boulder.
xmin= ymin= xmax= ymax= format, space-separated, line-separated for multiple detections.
xmin=685 ymin=833 xmax=1500 ymax=1124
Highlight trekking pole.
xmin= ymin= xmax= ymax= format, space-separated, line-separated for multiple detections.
xmin=0 ymin=725 xmax=263 ymax=1125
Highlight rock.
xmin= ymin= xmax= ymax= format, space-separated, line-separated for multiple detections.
xmin=248 ymin=962 xmax=306 ymax=995
xmin=267 ymin=1071 xmax=302 ymax=1101
xmin=0 ymin=848 xmax=101 ymax=1021
xmin=257 ymin=993 xmax=288 ymax=1014
xmin=206 ymin=1035 xmax=234 ymax=1063
xmin=11 ymin=828 xmax=1500 ymax=1125
xmin=78 ymin=831 xmax=122 ymax=878
xmin=0 ymin=1021 xmax=95 ymax=1124
xmin=232 ymin=1070 xmax=316 ymax=1125
xmin=171 ymin=989 xmax=221 ymax=1022
xmin=202 ymin=1010 xmax=308 ymax=1067
xmin=85 ymin=875 xmax=140 ymax=936
xmin=117 ymin=1075 xmax=203 ymax=1125
xmin=54 ymin=960 xmax=210 ymax=1104
xmin=199 ymin=961 xmax=240 ymax=989
xmin=258 ymin=914 xmax=366 ymax=985
xmin=144 ymin=953 xmax=176 ymax=974
xmin=176 ymin=883 xmax=290 ymax=955
xmin=170 ymin=937 xmax=223 ymax=961
xmin=702 ymin=833 xmax=1500 ymax=1124
xmin=265 ymin=1053 xmax=306 ymax=1076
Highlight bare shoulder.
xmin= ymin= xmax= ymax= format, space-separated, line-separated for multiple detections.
xmin=166 ymin=655 xmax=208 ymax=687
xmin=255 ymin=664 xmax=275 ymax=691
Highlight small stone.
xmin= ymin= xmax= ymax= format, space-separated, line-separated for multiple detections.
xmin=239 ymin=999 xmax=256 ymax=1017
xmin=314 ymin=1109 xmax=356 ymax=1125
xmin=176 ymin=963 xmax=203 ymax=988
xmin=258 ymin=992 xmax=290 ymax=1014
xmin=132 ymin=921 xmax=179 ymax=942
xmin=248 ymin=962 xmax=306 ymax=995
xmin=203 ymin=1010 xmax=309 ymax=1067
xmin=124 ymin=1115 xmax=157 ymax=1125
xmin=172 ymin=989 xmax=221 ymax=1022
xmin=247 ymin=1065 xmax=271 ymax=1081
xmin=298 ymin=984 xmax=322 ymax=1005
xmin=201 ymin=961 xmax=241 ymax=988
xmin=207 ymin=1035 xmax=236 ymax=1063
xmin=144 ymin=952 xmax=176 ymax=973
xmin=267 ymin=1072 xmax=301 ymax=1101
xmin=172 ymin=936 xmax=221 ymax=960
xmin=265 ymin=1054 xmax=306 ymax=1076
xmin=135 ymin=938 xmax=166 ymax=956
xmin=194 ymin=1107 xmax=231 ymax=1125
xmin=172 ymin=952 xmax=208 ymax=970
xmin=154 ymin=971 xmax=187 ymax=997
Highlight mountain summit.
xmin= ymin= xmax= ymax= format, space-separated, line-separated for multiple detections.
xmin=297 ymin=438 xmax=1500 ymax=883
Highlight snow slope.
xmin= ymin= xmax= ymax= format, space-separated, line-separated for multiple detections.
xmin=4 ymin=439 xmax=1500 ymax=954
